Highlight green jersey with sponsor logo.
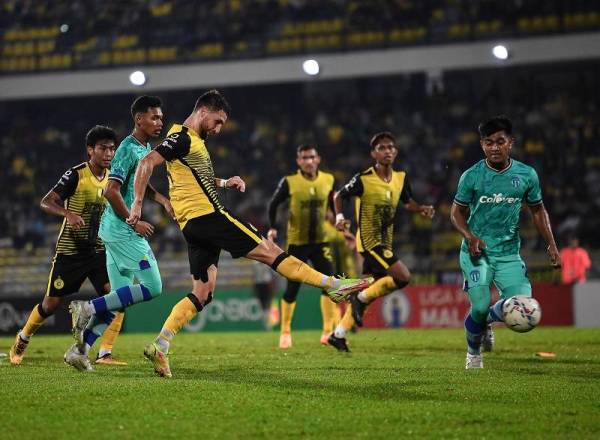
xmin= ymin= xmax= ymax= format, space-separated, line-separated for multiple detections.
xmin=454 ymin=159 xmax=542 ymax=256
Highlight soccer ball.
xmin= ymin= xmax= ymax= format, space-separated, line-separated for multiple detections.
xmin=502 ymin=296 xmax=542 ymax=333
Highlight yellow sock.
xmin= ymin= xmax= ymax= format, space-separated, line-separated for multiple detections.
xmin=362 ymin=276 xmax=398 ymax=303
xmin=162 ymin=297 xmax=198 ymax=336
xmin=22 ymin=304 xmax=47 ymax=338
xmin=332 ymin=301 xmax=341 ymax=325
xmin=280 ymin=300 xmax=296 ymax=334
xmin=99 ymin=312 xmax=124 ymax=352
xmin=339 ymin=304 xmax=355 ymax=331
xmin=275 ymin=255 xmax=333 ymax=289
xmin=320 ymin=295 xmax=337 ymax=334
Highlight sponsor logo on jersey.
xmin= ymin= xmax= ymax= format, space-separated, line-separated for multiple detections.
xmin=479 ymin=193 xmax=521 ymax=204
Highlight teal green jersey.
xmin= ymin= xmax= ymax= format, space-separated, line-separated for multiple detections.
xmin=454 ymin=159 xmax=542 ymax=256
xmin=99 ymin=135 xmax=151 ymax=242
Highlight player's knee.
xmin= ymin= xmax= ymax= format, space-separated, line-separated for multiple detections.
xmin=144 ymin=277 xmax=162 ymax=298
xmin=40 ymin=297 xmax=59 ymax=316
xmin=283 ymin=287 xmax=299 ymax=303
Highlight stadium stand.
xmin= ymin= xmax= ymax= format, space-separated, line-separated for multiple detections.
xmin=1 ymin=0 xmax=599 ymax=73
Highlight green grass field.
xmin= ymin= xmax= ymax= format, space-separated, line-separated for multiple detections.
xmin=1 ymin=328 xmax=599 ymax=439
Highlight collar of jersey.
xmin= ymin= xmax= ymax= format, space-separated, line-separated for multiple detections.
xmin=86 ymin=161 xmax=108 ymax=182
xmin=485 ymin=158 xmax=512 ymax=174
xmin=297 ymin=169 xmax=319 ymax=181
xmin=128 ymin=134 xmax=150 ymax=148
xmin=181 ymin=124 xmax=201 ymax=139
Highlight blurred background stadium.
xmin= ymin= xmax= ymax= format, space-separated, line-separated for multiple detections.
xmin=1 ymin=0 xmax=599 ymax=331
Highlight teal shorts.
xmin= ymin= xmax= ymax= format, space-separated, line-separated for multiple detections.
xmin=104 ymin=236 xmax=157 ymax=274
xmin=459 ymin=250 xmax=531 ymax=299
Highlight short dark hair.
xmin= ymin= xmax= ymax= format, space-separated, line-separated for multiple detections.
xmin=478 ymin=115 xmax=513 ymax=138
xmin=86 ymin=125 xmax=117 ymax=147
xmin=194 ymin=89 xmax=231 ymax=115
xmin=130 ymin=95 xmax=162 ymax=118
xmin=296 ymin=144 xmax=318 ymax=155
xmin=370 ymin=131 xmax=395 ymax=150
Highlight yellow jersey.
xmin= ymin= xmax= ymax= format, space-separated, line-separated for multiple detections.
xmin=155 ymin=124 xmax=223 ymax=229
xmin=268 ymin=170 xmax=335 ymax=245
xmin=338 ymin=167 xmax=412 ymax=252
xmin=51 ymin=162 xmax=108 ymax=255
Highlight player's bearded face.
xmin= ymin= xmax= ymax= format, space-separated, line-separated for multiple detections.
xmin=200 ymin=110 xmax=227 ymax=137
xmin=297 ymin=149 xmax=320 ymax=175
xmin=138 ymin=107 xmax=164 ymax=138
xmin=481 ymin=131 xmax=513 ymax=165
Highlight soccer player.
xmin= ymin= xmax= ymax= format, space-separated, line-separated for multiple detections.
xmin=66 ymin=96 xmax=173 ymax=371
xmin=9 ymin=126 xmax=119 ymax=365
xmin=127 ymin=89 xmax=372 ymax=377
xmin=450 ymin=115 xmax=561 ymax=369
xmin=329 ymin=132 xmax=435 ymax=352
xmin=267 ymin=144 xmax=339 ymax=348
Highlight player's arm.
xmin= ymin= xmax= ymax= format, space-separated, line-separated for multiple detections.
xmin=334 ymin=173 xmax=363 ymax=231
xmin=104 ymin=179 xmax=154 ymax=237
xmin=145 ymin=183 xmax=175 ymax=220
xmin=450 ymin=170 xmax=485 ymax=257
xmin=266 ymin=177 xmax=290 ymax=242
xmin=127 ymin=150 xmax=165 ymax=225
xmin=525 ymin=168 xmax=560 ymax=267
xmin=128 ymin=131 xmax=190 ymax=225
xmin=41 ymin=168 xmax=84 ymax=229
xmin=528 ymin=203 xmax=560 ymax=268
xmin=400 ymin=178 xmax=435 ymax=218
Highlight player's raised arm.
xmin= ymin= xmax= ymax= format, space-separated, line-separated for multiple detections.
xmin=127 ymin=150 xmax=165 ymax=225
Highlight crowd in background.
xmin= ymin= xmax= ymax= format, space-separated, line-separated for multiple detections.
xmin=2 ymin=0 xmax=598 ymax=74
xmin=1 ymin=60 xmax=599 ymax=277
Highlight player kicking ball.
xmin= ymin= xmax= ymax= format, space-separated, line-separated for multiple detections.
xmin=450 ymin=115 xmax=561 ymax=369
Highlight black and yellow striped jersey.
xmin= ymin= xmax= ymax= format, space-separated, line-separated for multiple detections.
xmin=51 ymin=162 xmax=108 ymax=255
xmin=155 ymin=124 xmax=222 ymax=229
xmin=338 ymin=167 xmax=412 ymax=252
xmin=268 ymin=170 xmax=335 ymax=245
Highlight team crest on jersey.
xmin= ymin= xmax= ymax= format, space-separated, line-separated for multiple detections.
xmin=511 ymin=176 xmax=521 ymax=188
xmin=469 ymin=270 xmax=480 ymax=283
xmin=53 ymin=276 xmax=65 ymax=290
xmin=383 ymin=249 xmax=394 ymax=259
xmin=309 ymin=187 xmax=316 ymax=195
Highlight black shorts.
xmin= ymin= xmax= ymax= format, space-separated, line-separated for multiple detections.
xmin=46 ymin=252 xmax=109 ymax=297
xmin=287 ymin=243 xmax=334 ymax=276
xmin=361 ymin=245 xmax=399 ymax=277
xmin=182 ymin=210 xmax=263 ymax=280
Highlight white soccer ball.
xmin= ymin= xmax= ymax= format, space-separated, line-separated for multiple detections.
xmin=502 ymin=296 xmax=542 ymax=333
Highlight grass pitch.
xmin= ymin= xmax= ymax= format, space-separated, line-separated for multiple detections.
xmin=1 ymin=328 xmax=599 ymax=439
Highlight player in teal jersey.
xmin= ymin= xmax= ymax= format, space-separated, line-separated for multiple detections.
xmin=65 ymin=96 xmax=174 ymax=371
xmin=450 ymin=115 xmax=560 ymax=369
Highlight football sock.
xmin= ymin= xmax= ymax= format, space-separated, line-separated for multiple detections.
xmin=334 ymin=305 xmax=355 ymax=338
xmin=487 ymin=299 xmax=506 ymax=323
xmin=465 ymin=313 xmax=485 ymax=355
xmin=280 ymin=299 xmax=296 ymax=334
xmin=156 ymin=294 xmax=206 ymax=354
xmin=22 ymin=303 xmax=52 ymax=339
xmin=90 ymin=284 xmax=155 ymax=314
xmin=360 ymin=276 xmax=398 ymax=303
xmin=320 ymin=295 xmax=337 ymax=334
xmin=99 ymin=311 xmax=124 ymax=354
xmin=83 ymin=311 xmax=116 ymax=355
xmin=271 ymin=253 xmax=340 ymax=290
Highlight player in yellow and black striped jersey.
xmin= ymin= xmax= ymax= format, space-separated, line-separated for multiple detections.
xmin=267 ymin=144 xmax=338 ymax=348
xmin=129 ymin=90 xmax=372 ymax=377
xmin=9 ymin=126 xmax=119 ymax=365
xmin=328 ymin=131 xmax=435 ymax=352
